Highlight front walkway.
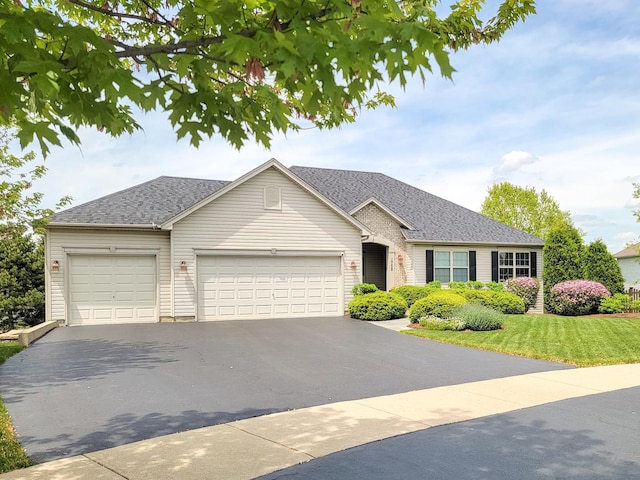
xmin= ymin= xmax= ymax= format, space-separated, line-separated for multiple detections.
xmin=3 ymin=363 xmax=639 ymax=480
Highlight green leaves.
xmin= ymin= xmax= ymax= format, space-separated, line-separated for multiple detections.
xmin=0 ymin=126 xmax=71 ymax=231
xmin=481 ymin=182 xmax=573 ymax=241
xmin=2 ymin=0 xmax=536 ymax=154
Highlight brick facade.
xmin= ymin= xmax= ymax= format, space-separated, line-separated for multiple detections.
xmin=353 ymin=203 xmax=409 ymax=288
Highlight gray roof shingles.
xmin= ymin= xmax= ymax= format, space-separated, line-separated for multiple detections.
xmin=290 ymin=166 xmax=544 ymax=245
xmin=49 ymin=165 xmax=543 ymax=246
xmin=48 ymin=176 xmax=230 ymax=226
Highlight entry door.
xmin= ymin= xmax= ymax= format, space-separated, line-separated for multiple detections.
xmin=362 ymin=243 xmax=387 ymax=290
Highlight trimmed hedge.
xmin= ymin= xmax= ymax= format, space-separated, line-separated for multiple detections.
xmin=450 ymin=289 xmax=525 ymax=314
xmin=391 ymin=285 xmax=438 ymax=307
xmin=348 ymin=291 xmax=408 ymax=321
xmin=351 ymin=283 xmax=379 ymax=296
xmin=409 ymin=291 xmax=467 ymax=323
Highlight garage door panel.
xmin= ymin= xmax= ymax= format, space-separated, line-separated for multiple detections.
xmin=198 ymin=255 xmax=342 ymax=320
xmin=237 ymin=289 xmax=254 ymax=300
xmin=68 ymin=255 xmax=157 ymax=326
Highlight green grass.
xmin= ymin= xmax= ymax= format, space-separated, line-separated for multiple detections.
xmin=0 ymin=343 xmax=32 ymax=473
xmin=403 ymin=314 xmax=640 ymax=366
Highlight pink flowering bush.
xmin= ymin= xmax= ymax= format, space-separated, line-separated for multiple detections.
xmin=505 ymin=277 xmax=540 ymax=312
xmin=549 ymin=280 xmax=611 ymax=316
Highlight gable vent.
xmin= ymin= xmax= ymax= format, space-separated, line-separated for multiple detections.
xmin=264 ymin=186 xmax=281 ymax=210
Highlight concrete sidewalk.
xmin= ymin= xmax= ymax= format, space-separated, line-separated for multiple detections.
xmin=3 ymin=363 xmax=640 ymax=480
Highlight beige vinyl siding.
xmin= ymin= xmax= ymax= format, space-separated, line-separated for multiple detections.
xmin=46 ymin=228 xmax=171 ymax=323
xmin=618 ymin=257 xmax=640 ymax=290
xmin=412 ymin=244 xmax=544 ymax=314
xmin=172 ymin=167 xmax=362 ymax=318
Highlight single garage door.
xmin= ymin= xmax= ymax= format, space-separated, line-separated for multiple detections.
xmin=198 ymin=255 xmax=342 ymax=320
xmin=68 ymin=255 xmax=157 ymax=325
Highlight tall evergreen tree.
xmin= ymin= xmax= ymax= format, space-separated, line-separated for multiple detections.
xmin=583 ymin=239 xmax=625 ymax=295
xmin=543 ymin=224 xmax=584 ymax=311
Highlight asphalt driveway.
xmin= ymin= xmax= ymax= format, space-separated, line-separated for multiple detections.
xmin=0 ymin=317 xmax=570 ymax=463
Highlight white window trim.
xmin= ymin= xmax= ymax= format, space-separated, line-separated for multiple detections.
xmin=498 ymin=251 xmax=531 ymax=282
xmin=434 ymin=250 xmax=469 ymax=283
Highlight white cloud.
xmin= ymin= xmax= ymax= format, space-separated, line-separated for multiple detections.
xmin=492 ymin=151 xmax=538 ymax=177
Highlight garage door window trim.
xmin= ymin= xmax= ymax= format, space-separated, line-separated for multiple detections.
xmin=64 ymin=247 xmax=161 ymax=255
xmin=194 ymin=248 xmax=345 ymax=257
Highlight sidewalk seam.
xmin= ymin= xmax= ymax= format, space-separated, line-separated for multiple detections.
xmin=227 ymin=423 xmax=317 ymax=460
xmin=81 ymin=454 xmax=130 ymax=480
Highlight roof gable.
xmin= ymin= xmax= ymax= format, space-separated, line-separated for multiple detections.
xmin=349 ymin=197 xmax=415 ymax=230
xmin=162 ymin=159 xmax=369 ymax=234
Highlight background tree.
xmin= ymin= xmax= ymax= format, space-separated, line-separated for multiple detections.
xmin=543 ymin=223 xmax=584 ymax=311
xmin=1 ymin=1 xmax=536 ymax=155
xmin=480 ymin=182 xmax=573 ymax=240
xmin=0 ymin=127 xmax=71 ymax=331
xmin=0 ymin=128 xmax=71 ymax=231
xmin=0 ymin=224 xmax=45 ymax=331
xmin=583 ymin=239 xmax=625 ymax=295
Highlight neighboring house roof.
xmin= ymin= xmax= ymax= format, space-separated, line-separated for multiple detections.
xmin=290 ymin=166 xmax=544 ymax=245
xmin=48 ymin=176 xmax=230 ymax=226
xmin=614 ymin=243 xmax=640 ymax=259
xmin=47 ymin=161 xmax=544 ymax=246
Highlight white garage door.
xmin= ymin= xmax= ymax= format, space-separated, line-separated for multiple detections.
xmin=197 ymin=255 xmax=342 ymax=320
xmin=68 ymin=255 xmax=157 ymax=325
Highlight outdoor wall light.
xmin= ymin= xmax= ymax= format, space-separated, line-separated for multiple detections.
xmin=397 ymin=254 xmax=404 ymax=265
xmin=180 ymin=260 xmax=188 ymax=273
xmin=350 ymin=261 xmax=357 ymax=269
xmin=51 ymin=260 xmax=60 ymax=273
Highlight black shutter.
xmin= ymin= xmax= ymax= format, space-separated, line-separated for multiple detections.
xmin=491 ymin=251 xmax=499 ymax=282
xmin=530 ymin=251 xmax=537 ymax=278
xmin=469 ymin=251 xmax=477 ymax=281
xmin=426 ymin=250 xmax=434 ymax=283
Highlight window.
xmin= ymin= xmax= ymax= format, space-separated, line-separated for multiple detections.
xmin=499 ymin=252 xmax=530 ymax=282
xmin=434 ymin=251 xmax=469 ymax=283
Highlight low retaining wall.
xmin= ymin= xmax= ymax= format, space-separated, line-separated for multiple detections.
xmin=1 ymin=321 xmax=59 ymax=346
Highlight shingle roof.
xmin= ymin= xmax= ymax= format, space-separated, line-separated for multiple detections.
xmin=614 ymin=242 xmax=640 ymax=258
xmin=48 ymin=165 xmax=544 ymax=246
xmin=48 ymin=176 xmax=230 ymax=226
xmin=290 ymin=166 xmax=544 ymax=245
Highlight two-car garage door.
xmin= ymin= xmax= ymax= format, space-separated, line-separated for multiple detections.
xmin=197 ymin=255 xmax=342 ymax=320
xmin=68 ymin=255 xmax=157 ymax=326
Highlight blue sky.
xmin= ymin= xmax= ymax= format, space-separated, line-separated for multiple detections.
xmin=34 ymin=0 xmax=640 ymax=253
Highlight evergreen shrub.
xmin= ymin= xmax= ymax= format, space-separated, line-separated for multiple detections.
xmin=348 ymin=292 xmax=408 ymax=321
xmin=409 ymin=291 xmax=467 ymax=323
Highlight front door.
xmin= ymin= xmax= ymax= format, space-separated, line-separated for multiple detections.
xmin=362 ymin=243 xmax=387 ymax=290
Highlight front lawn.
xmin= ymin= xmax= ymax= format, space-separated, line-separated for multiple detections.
xmin=0 ymin=343 xmax=32 ymax=473
xmin=403 ymin=314 xmax=640 ymax=367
